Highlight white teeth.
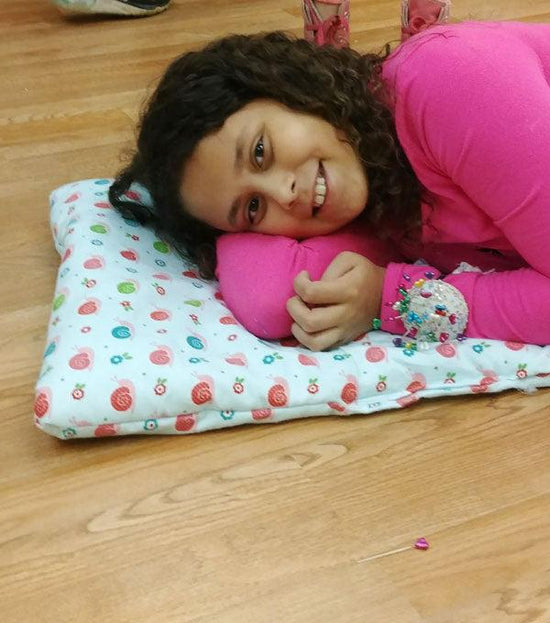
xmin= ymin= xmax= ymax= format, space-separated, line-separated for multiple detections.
xmin=313 ymin=171 xmax=327 ymax=209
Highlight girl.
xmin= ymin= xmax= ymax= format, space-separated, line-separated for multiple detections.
xmin=108 ymin=7 xmax=550 ymax=351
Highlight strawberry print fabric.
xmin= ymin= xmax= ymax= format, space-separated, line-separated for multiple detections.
xmin=34 ymin=179 xmax=550 ymax=439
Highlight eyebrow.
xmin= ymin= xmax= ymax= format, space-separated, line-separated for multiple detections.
xmin=227 ymin=131 xmax=247 ymax=228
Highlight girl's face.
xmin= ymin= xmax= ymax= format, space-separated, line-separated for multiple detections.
xmin=180 ymin=99 xmax=368 ymax=238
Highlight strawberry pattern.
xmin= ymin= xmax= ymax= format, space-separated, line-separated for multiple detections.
xmin=34 ymin=179 xmax=550 ymax=439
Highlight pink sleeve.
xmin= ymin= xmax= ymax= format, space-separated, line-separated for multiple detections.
xmin=384 ymin=26 xmax=550 ymax=344
xmin=216 ymin=225 xmax=397 ymax=339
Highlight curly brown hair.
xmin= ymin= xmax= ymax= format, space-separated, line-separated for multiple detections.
xmin=109 ymin=31 xmax=423 ymax=278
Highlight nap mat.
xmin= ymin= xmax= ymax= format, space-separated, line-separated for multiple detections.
xmin=34 ymin=179 xmax=550 ymax=439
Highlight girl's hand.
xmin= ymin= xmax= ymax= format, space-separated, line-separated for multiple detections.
xmin=286 ymin=251 xmax=386 ymax=351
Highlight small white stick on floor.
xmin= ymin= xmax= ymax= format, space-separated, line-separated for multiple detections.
xmin=356 ymin=545 xmax=412 ymax=563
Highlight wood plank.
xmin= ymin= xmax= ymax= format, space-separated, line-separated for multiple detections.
xmin=1 ymin=1 xmax=549 ymax=621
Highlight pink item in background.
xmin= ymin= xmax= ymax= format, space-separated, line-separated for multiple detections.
xmin=302 ymin=0 xmax=350 ymax=48
xmin=401 ymin=0 xmax=451 ymax=42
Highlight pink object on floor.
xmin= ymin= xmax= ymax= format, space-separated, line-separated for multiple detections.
xmin=401 ymin=0 xmax=451 ymax=42
xmin=302 ymin=0 xmax=350 ymax=48
xmin=414 ymin=537 xmax=430 ymax=550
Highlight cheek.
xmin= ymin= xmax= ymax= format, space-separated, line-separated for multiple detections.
xmin=352 ymin=171 xmax=368 ymax=202
xmin=282 ymin=114 xmax=329 ymax=150
xmin=257 ymin=210 xmax=297 ymax=235
xmin=345 ymin=159 xmax=368 ymax=205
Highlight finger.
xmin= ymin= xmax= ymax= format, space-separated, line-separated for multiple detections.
xmin=286 ymin=295 xmax=311 ymax=323
xmin=287 ymin=296 xmax=345 ymax=333
xmin=293 ymin=272 xmax=353 ymax=306
xmin=291 ymin=323 xmax=344 ymax=352
xmin=321 ymin=251 xmax=359 ymax=281
xmin=293 ymin=271 xmax=316 ymax=302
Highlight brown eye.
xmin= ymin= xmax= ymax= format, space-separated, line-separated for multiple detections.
xmin=247 ymin=197 xmax=261 ymax=224
xmin=254 ymin=137 xmax=264 ymax=167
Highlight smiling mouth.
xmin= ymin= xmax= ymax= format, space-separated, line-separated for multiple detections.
xmin=312 ymin=163 xmax=327 ymax=217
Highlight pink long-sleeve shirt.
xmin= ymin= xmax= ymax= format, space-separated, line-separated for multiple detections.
xmin=216 ymin=21 xmax=550 ymax=345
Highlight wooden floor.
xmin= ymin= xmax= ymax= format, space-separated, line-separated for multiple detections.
xmin=2 ymin=1 xmax=550 ymax=621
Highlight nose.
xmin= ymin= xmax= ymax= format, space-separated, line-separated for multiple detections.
xmin=262 ymin=170 xmax=301 ymax=214
xmin=279 ymin=178 xmax=297 ymax=211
